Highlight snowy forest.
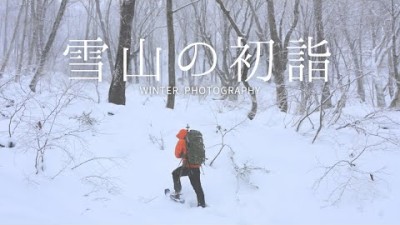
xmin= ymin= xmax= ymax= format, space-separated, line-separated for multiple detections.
xmin=0 ymin=0 xmax=399 ymax=224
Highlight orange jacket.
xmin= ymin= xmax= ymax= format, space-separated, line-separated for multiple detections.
xmin=175 ymin=129 xmax=200 ymax=168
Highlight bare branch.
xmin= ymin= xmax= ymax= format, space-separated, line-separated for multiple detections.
xmin=172 ymin=0 xmax=200 ymax=14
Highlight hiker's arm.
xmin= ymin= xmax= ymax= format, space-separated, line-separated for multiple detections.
xmin=175 ymin=139 xmax=185 ymax=158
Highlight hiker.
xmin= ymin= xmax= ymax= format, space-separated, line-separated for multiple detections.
xmin=171 ymin=128 xmax=206 ymax=208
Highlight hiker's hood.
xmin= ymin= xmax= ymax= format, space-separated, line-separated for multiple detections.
xmin=176 ymin=129 xmax=188 ymax=139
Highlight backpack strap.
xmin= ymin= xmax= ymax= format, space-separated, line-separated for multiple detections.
xmin=185 ymin=138 xmax=191 ymax=168
xmin=185 ymin=131 xmax=196 ymax=168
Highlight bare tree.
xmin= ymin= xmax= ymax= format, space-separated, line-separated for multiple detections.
xmin=339 ymin=1 xmax=366 ymax=102
xmin=192 ymin=2 xmax=238 ymax=101
xmin=29 ymin=0 xmax=69 ymax=92
xmin=2 ymin=0 xmax=9 ymax=57
xmin=108 ymin=0 xmax=136 ymax=105
xmin=0 ymin=1 xmax=25 ymax=79
xmin=95 ymin=0 xmax=114 ymax=74
xmin=214 ymin=0 xmax=259 ymax=119
xmin=266 ymin=0 xmax=300 ymax=113
xmin=27 ymin=0 xmax=49 ymax=68
xmin=370 ymin=21 xmax=389 ymax=108
xmin=36 ymin=0 xmax=48 ymax=55
xmin=166 ymin=0 xmax=176 ymax=109
xmin=27 ymin=0 xmax=37 ymax=68
xmin=16 ymin=0 xmax=30 ymax=82
xmin=313 ymin=0 xmax=332 ymax=108
xmin=389 ymin=0 xmax=400 ymax=108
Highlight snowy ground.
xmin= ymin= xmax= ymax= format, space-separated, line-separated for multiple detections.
xmin=1 ymin=79 xmax=399 ymax=224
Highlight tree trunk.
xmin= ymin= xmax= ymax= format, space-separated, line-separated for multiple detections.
xmin=388 ymin=52 xmax=395 ymax=98
xmin=357 ymin=21 xmax=366 ymax=102
xmin=95 ymin=0 xmax=114 ymax=74
xmin=371 ymin=31 xmax=389 ymax=107
xmin=371 ymin=47 xmax=387 ymax=108
xmin=274 ymin=70 xmax=288 ymax=112
xmin=27 ymin=0 xmax=37 ymax=68
xmin=343 ymin=27 xmax=365 ymax=102
xmin=166 ymin=0 xmax=176 ymax=109
xmin=390 ymin=0 xmax=400 ymax=108
xmin=215 ymin=0 xmax=258 ymax=119
xmin=84 ymin=1 xmax=92 ymax=40
xmin=29 ymin=0 xmax=68 ymax=92
xmin=266 ymin=0 xmax=300 ymax=113
xmin=374 ymin=81 xmax=386 ymax=107
xmin=390 ymin=49 xmax=400 ymax=107
xmin=3 ymin=0 xmax=9 ymax=58
xmin=108 ymin=0 xmax=135 ymax=105
xmin=313 ymin=0 xmax=332 ymax=108
xmin=36 ymin=0 xmax=48 ymax=57
xmin=0 ymin=2 xmax=25 ymax=79
xmin=391 ymin=88 xmax=400 ymax=108
xmin=15 ymin=0 xmax=29 ymax=82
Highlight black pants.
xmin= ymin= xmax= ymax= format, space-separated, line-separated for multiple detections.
xmin=172 ymin=166 xmax=205 ymax=205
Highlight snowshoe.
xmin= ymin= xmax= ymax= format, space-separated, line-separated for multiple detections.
xmin=197 ymin=202 xmax=206 ymax=208
xmin=164 ymin=188 xmax=185 ymax=204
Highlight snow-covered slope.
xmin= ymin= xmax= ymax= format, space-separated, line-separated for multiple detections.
xmin=1 ymin=81 xmax=399 ymax=224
